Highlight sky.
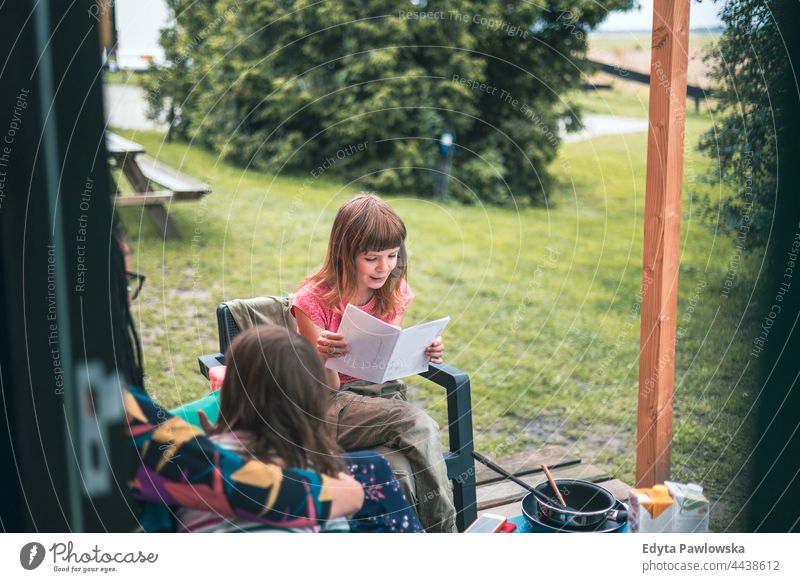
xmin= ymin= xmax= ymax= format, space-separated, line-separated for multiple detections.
xmin=598 ymin=0 xmax=723 ymax=32
xmin=114 ymin=0 xmax=725 ymax=69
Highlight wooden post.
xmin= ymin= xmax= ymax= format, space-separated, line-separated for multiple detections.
xmin=636 ymin=0 xmax=691 ymax=487
xmin=98 ymin=1 xmax=113 ymax=50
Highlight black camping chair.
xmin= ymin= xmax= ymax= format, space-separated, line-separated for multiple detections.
xmin=197 ymin=300 xmax=477 ymax=531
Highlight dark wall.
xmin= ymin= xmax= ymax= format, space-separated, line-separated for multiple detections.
xmin=0 ymin=0 xmax=136 ymax=532
xmin=750 ymin=0 xmax=800 ymax=533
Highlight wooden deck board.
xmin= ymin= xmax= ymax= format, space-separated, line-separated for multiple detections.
xmin=477 ymin=463 xmax=612 ymax=510
xmin=471 ymin=449 xmax=632 ymax=525
xmin=477 ymin=479 xmax=631 ymax=517
xmin=475 ymin=445 xmax=581 ymax=486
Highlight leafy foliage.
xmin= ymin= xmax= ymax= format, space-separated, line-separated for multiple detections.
xmin=697 ymin=0 xmax=786 ymax=250
xmin=145 ymin=0 xmax=630 ymax=205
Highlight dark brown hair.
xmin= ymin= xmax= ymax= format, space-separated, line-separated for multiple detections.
xmin=214 ymin=325 xmax=343 ymax=477
xmin=303 ymin=193 xmax=408 ymax=319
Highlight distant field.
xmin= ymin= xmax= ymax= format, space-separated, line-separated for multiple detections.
xmin=588 ymin=32 xmax=719 ymax=87
xmin=589 ymin=31 xmax=721 ymax=52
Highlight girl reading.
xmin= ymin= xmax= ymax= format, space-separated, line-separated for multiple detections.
xmin=291 ymin=193 xmax=456 ymax=532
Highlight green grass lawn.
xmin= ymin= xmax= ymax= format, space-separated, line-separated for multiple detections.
xmin=572 ymin=84 xmax=651 ymax=118
xmin=115 ymin=88 xmax=759 ymax=531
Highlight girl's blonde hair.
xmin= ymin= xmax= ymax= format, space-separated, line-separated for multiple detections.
xmin=304 ymin=193 xmax=408 ymax=319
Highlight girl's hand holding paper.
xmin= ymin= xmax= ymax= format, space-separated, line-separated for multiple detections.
xmin=317 ymin=330 xmax=349 ymax=358
xmin=425 ymin=336 xmax=445 ymax=364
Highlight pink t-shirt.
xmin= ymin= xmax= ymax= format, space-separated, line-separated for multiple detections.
xmin=291 ymin=279 xmax=415 ymax=384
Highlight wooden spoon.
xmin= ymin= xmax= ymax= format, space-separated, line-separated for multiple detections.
xmin=540 ymin=463 xmax=568 ymax=507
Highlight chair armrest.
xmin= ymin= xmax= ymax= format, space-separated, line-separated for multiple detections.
xmin=198 ymin=353 xmax=224 ymax=378
xmin=419 ymin=362 xmax=469 ymax=392
xmin=417 ymin=363 xmax=474 ymax=460
xmin=418 ymin=362 xmax=476 ymax=531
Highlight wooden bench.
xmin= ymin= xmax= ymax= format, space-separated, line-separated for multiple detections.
xmin=134 ymin=154 xmax=210 ymax=200
xmin=106 ymin=132 xmax=210 ymax=238
xmin=475 ymin=446 xmax=631 ymax=519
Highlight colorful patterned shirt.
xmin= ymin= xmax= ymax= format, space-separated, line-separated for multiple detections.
xmin=176 ymin=431 xmax=349 ymax=533
xmin=124 ymin=387 xmax=333 ymax=530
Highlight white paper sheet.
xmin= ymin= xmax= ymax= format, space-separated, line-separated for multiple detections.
xmin=325 ymin=304 xmax=450 ymax=383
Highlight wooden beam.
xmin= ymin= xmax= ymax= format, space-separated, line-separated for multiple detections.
xmin=98 ymin=0 xmax=113 ymax=50
xmin=636 ymin=0 xmax=691 ymax=487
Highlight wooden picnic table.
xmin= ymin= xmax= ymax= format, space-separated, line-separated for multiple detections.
xmin=106 ymin=131 xmax=210 ymax=238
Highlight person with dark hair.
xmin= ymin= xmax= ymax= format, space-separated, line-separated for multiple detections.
xmin=177 ymin=325 xmax=422 ymax=533
xmin=126 ymin=384 xmax=363 ymax=530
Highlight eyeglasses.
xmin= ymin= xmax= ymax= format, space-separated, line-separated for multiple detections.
xmin=126 ymin=271 xmax=146 ymax=300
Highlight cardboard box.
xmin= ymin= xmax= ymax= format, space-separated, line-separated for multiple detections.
xmin=628 ymin=485 xmax=674 ymax=533
xmin=665 ymin=481 xmax=709 ymax=533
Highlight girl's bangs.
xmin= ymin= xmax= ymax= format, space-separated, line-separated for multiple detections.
xmin=356 ymin=210 xmax=405 ymax=252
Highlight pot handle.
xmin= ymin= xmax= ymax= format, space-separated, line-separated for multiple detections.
xmin=608 ymin=509 xmax=628 ymax=523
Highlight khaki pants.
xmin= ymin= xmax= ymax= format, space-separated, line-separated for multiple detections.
xmin=328 ymin=380 xmax=457 ymax=533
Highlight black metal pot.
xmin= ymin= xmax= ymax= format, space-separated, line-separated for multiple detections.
xmin=521 ymin=494 xmax=628 ymax=533
xmin=532 ymin=479 xmax=627 ymax=529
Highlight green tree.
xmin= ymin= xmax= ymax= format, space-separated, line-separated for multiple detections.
xmin=146 ymin=0 xmax=630 ymax=205
xmin=698 ymin=0 xmax=786 ymax=250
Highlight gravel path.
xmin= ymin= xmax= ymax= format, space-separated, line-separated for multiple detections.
xmin=104 ymin=84 xmax=167 ymax=131
xmin=564 ymin=114 xmax=648 ymax=143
